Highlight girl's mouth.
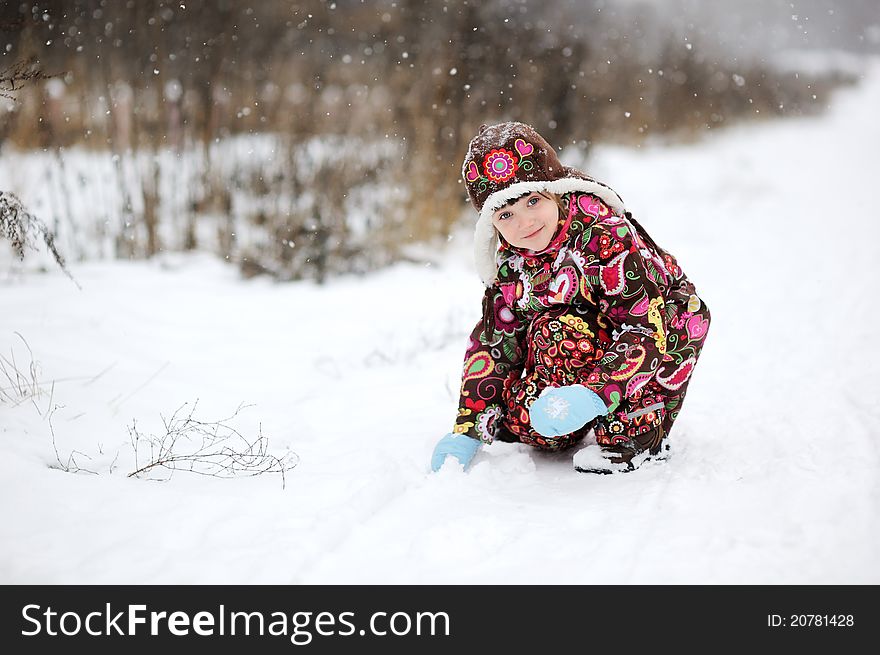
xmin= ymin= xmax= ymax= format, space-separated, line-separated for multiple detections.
xmin=523 ymin=226 xmax=543 ymax=239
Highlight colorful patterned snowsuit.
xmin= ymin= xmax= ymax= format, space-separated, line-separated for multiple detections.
xmin=453 ymin=192 xmax=710 ymax=453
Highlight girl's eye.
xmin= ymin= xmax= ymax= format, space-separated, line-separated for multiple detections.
xmin=498 ymin=211 xmax=512 ymax=220
xmin=528 ymin=196 xmax=539 ymax=206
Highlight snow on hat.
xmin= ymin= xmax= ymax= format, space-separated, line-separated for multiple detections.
xmin=461 ymin=121 xmax=627 ymax=286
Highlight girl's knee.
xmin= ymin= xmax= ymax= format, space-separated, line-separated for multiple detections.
xmin=520 ymin=431 xmax=586 ymax=452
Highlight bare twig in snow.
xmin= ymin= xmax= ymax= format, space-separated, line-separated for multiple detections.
xmin=47 ymin=397 xmax=97 ymax=475
xmin=0 ymin=332 xmax=43 ymax=405
xmin=127 ymin=399 xmax=299 ymax=488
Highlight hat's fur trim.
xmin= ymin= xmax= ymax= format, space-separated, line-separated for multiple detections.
xmin=473 ymin=177 xmax=627 ymax=287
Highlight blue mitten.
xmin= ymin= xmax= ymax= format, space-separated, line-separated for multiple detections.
xmin=529 ymin=384 xmax=608 ymax=437
xmin=431 ymin=433 xmax=481 ymax=472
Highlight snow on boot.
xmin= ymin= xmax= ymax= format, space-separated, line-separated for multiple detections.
xmin=529 ymin=384 xmax=607 ymax=437
xmin=574 ymin=428 xmax=669 ymax=474
xmin=572 ymin=443 xmax=656 ymax=474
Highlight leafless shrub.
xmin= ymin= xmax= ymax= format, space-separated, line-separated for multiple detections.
xmin=0 ymin=331 xmax=44 ymax=406
xmin=0 ymin=191 xmax=79 ymax=287
xmin=0 ymin=333 xmax=102 ymax=472
xmin=127 ymin=399 xmax=299 ymax=488
xmin=46 ymin=394 xmax=99 ymax=475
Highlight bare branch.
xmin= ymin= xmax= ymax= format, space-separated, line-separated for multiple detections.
xmin=0 ymin=191 xmax=80 ymax=287
xmin=48 ymin=399 xmax=97 ymax=475
xmin=127 ymin=399 xmax=298 ymax=488
xmin=0 ymin=332 xmax=43 ymax=406
xmin=0 ymin=57 xmax=59 ymax=101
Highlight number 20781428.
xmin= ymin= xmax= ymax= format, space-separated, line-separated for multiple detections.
xmin=767 ymin=614 xmax=854 ymax=627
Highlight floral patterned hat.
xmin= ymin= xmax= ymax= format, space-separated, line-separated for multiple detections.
xmin=461 ymin=121 xmax=627 ymax=286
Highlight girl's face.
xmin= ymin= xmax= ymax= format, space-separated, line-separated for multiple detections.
xmin=492 ymin=192 xmax=560 ymax=251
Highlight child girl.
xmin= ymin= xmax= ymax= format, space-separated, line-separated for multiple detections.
xmin=431 ymin=121 xmax=710 ymax=474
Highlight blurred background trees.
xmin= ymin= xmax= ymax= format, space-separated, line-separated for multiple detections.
xmin=0 ymin=0 xmax=875 ymax=280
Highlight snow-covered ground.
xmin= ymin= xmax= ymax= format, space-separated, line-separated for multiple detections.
xmin=1 ymin=58 xmax=878 ymax=584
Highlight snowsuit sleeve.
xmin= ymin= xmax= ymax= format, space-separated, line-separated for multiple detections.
xmin=584 ymin=224 xmax=669 ymax=414
xmin=453 ymin=285 xmax=527 ymax=443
